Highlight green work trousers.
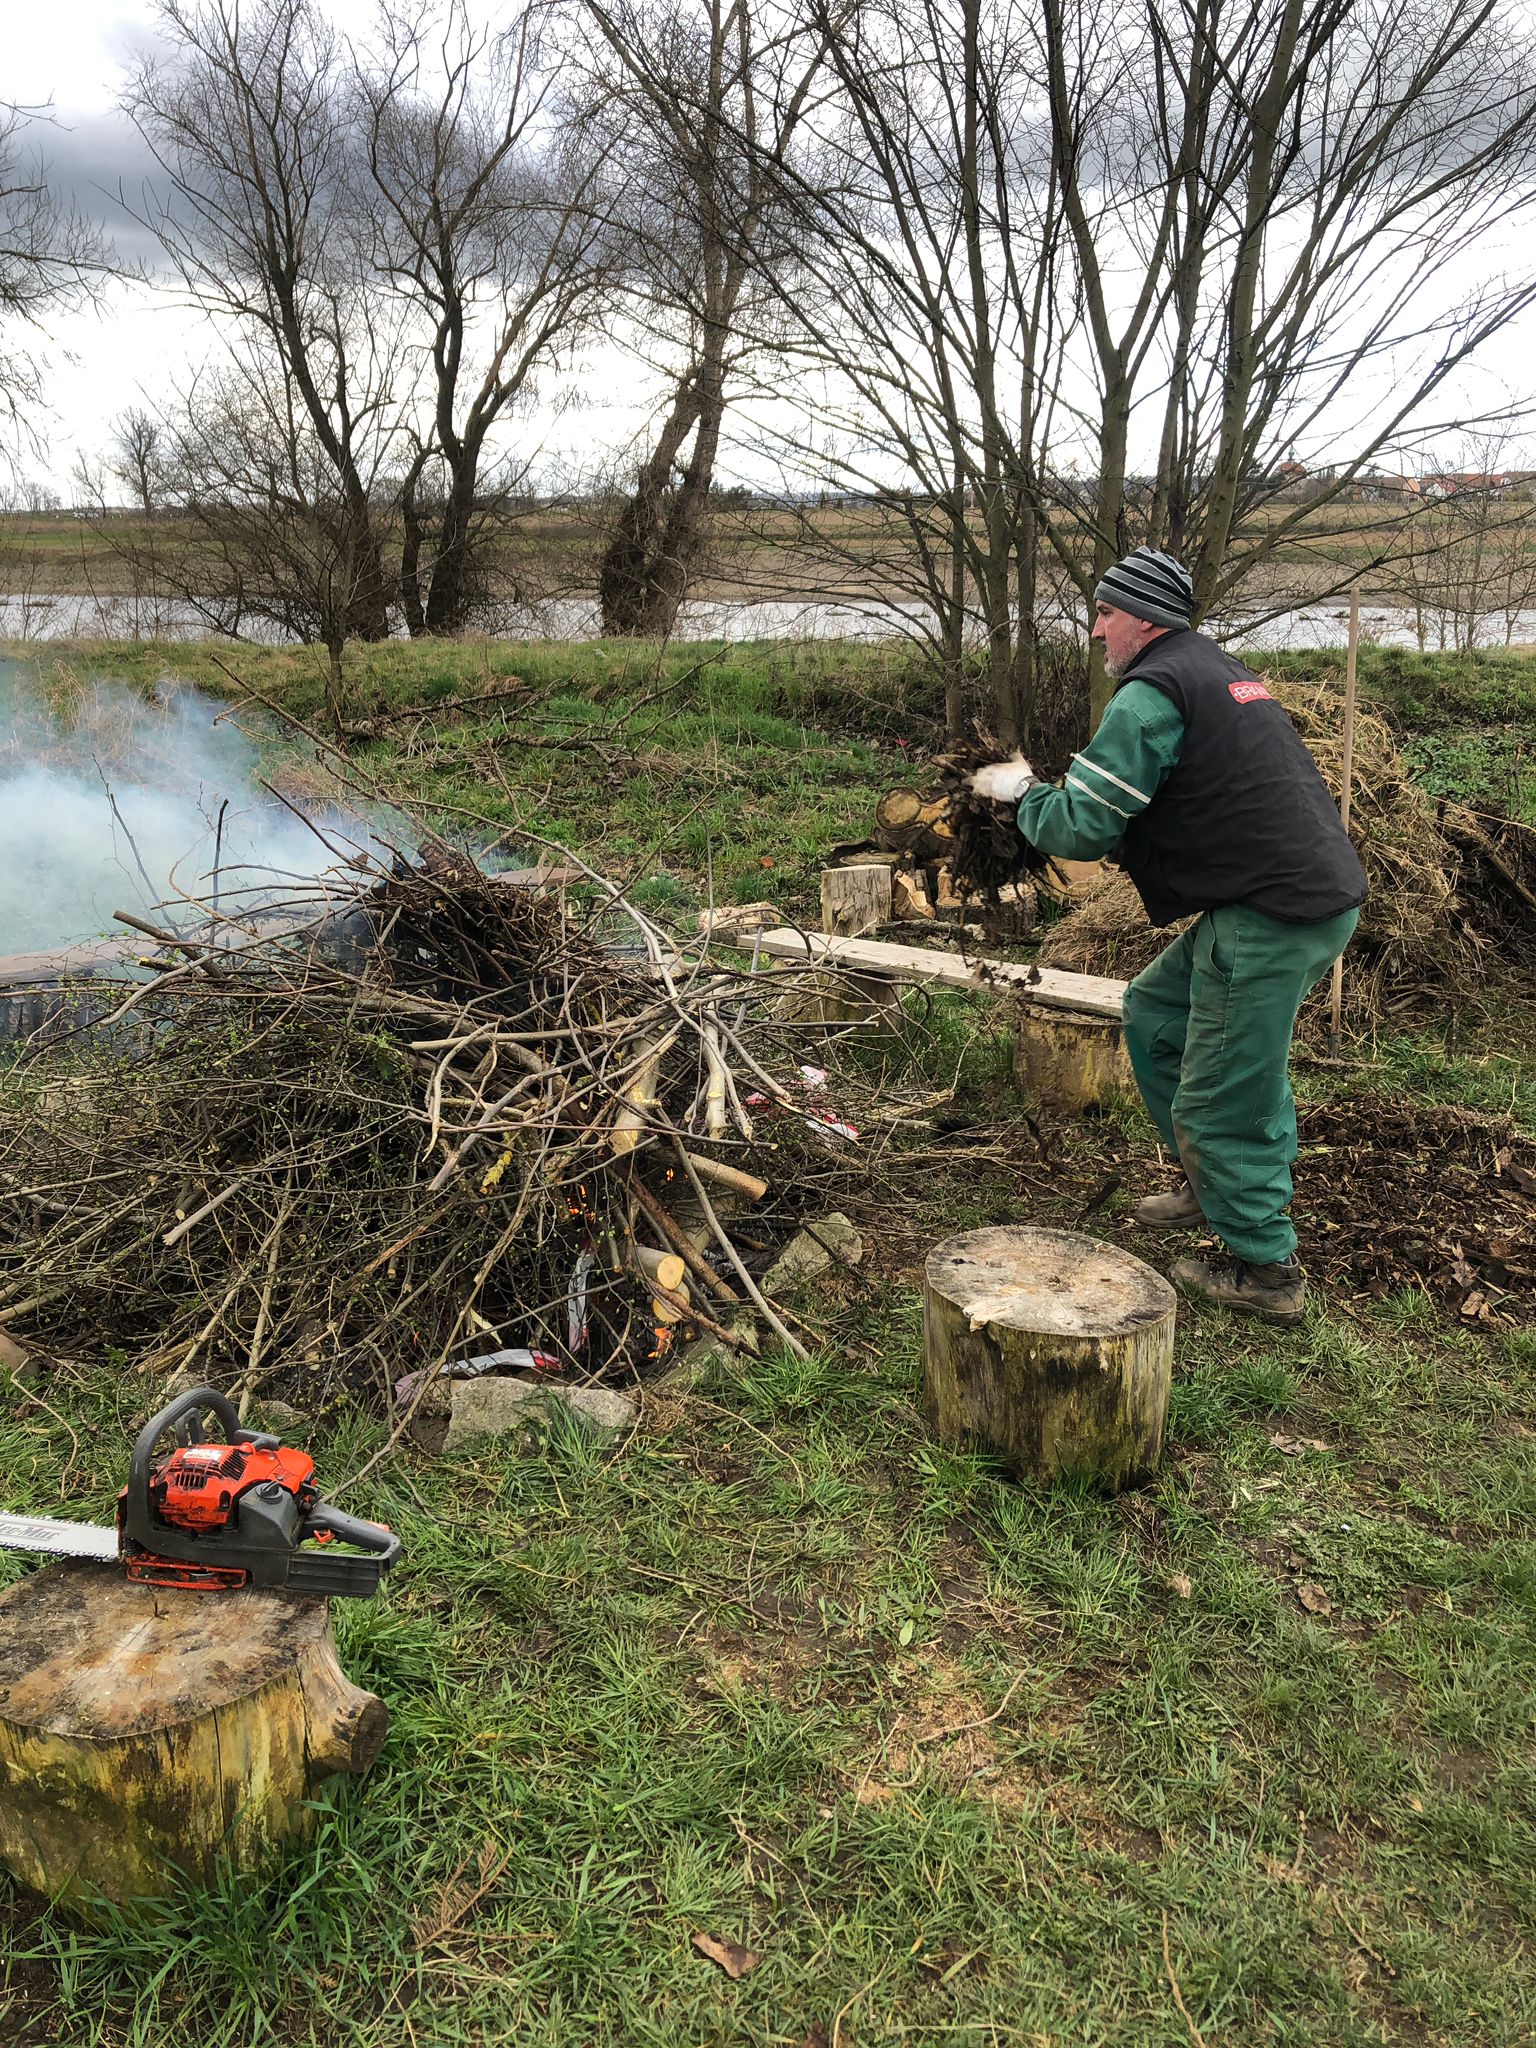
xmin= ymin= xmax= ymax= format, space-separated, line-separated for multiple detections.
xmin=1121 ymin=903 xmax=1360 ymax=1265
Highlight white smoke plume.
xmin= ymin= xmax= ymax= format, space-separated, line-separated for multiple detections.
xmin=0 ymin=659 xmax=380 ymax=956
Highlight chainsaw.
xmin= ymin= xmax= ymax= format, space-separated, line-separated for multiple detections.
xmin=0 ymin=1387 xmax=400 ymax=1598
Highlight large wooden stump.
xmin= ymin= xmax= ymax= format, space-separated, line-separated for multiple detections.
xmin=820 ymin=863 xmax=892 ymax=938
xmin=1012 ymin=1000 xmax=1135 ymax=1112
xmin=0 ymin=1560 xmax=387 ymax=1911
xmin=922 ymin=1226 xmax=1175 ymax=1489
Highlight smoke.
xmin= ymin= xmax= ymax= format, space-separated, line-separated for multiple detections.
xmin=0 ymin=658 xmax=378 ymax=955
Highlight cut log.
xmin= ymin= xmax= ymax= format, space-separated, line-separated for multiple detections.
xmin=922 ymin=1225 xmax=1174 ymax=1489
xmin=633 ymin=1244 xmax=688 ymax=1294
xmin=875 ymin=788 xmax=926 ymax=829
xmin=681 ymin=1151 xmax=768 ymax=1202
xmin=820 ymin=863 xmax=892 ymax=939
xmin=1013 ymin=1000 xmax=1135 ymax=1112
xmin=891 ymin=869 xmax=936 ymax=921
xmin=0 ymin=1559 xmax=387 ymax=1913
xmin=873 ymin=789 xmax=954 ymax=861
xmin=755 ymin=928 xmax=1126 ymax=1022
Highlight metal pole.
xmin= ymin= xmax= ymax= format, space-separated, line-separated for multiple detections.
xmin=1328 ymin=584 xmax=1360 ymax=1053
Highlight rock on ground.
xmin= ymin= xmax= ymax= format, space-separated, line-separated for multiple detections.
xmin=762 ymin=1213 xmax=864 ymax=1296
xmin=443 ymin=1377 xmax=636 ymax=1453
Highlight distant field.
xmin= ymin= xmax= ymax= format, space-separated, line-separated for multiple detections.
xmin=0 ymin=499 xmax=1502 ymax=610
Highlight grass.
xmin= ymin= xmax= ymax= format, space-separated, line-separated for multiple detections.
xmin=2 ymin=633 xmax=1535 ymax=2045
xmin=5 ymin=1260 xmax=1535 ymax=2045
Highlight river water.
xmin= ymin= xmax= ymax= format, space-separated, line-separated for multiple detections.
xmin=2 ymin=588 xmax=1530 ymax=652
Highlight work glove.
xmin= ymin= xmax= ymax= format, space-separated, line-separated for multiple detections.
xmin=968 ymin=754 xmax=1037 ymax=804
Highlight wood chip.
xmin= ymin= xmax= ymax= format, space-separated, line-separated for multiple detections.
xmin=692 ymin=1931 xmax=760 ymax=1979
xmin=1296 ymin=1583 xmax=1333 ymax=1616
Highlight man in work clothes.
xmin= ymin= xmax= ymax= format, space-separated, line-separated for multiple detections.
xmin=971 ymin=547 xmax=1367 ymax=1324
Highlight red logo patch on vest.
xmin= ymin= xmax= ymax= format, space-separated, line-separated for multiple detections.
xmin=1228 ymin=680 xmax=1271 ymax=704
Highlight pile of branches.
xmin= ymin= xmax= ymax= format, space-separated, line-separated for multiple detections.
xmin=0 ymin=842 xmax=890 ymax=1414
xmin=935 ymin=736 xmax=1062 ymax=904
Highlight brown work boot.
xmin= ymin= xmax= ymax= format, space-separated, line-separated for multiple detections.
xmin=1169 ymin=1253 xmax=1307 ymax=1326
xmin=1132 ymin=1181 xmax=1204 ymax=1229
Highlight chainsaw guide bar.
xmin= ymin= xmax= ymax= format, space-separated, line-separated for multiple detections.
xmin=0 ymin=1511 xmax=119 ymax=1561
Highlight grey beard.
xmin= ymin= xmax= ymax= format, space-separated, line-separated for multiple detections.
xmin=1102 ymin=647 xmax=1128 ymax=679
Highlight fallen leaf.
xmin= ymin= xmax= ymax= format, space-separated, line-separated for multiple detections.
xmin=1296 ymin=1583 xmax=1333 ymax=1616
xmin=692 ymin=1931 xmax=760 ymax=1980
xmin=1269 ymin=1432 xmax=1332 ymax=1455
xmin=797 ymin=2027 xmax=830 ymax=2048
xmin=1166 ymin=1573 xmax=1193 ymax=1599
xmin=1503 ymin=1160 xmax=1536 ymax=1197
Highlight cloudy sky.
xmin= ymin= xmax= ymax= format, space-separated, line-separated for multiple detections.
xmin=10 ymin=0 xmax=624 ymax=498
xmin=11 ymin=2 xmax=1536 ymax=504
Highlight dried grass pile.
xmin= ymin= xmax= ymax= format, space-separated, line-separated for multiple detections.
xmin=1039 ymin=679 xmax=1535 ymax=1022
xmin=0 ymin=841 xmax=889 ymax=1415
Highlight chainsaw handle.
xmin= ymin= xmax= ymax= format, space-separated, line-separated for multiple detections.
xmin=129 ymin=1386 xmax=242 ymax=1494
xmin=305 ymin=1502 xmax=402 ymax=1573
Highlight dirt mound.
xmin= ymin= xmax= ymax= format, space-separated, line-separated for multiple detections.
xmin=1038 ymin=679 xmax=1535 ymax=1021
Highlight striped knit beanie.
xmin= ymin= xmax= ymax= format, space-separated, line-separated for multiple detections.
xmin=1094 ymin=547 xmax=1194 ymax=628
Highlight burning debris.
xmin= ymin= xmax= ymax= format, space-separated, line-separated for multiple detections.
xmin=0 ymin=840 xmax=887 ymax=1415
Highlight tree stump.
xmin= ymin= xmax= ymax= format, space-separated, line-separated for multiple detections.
xmin=1012 ymin=1000 xmax=1135 ymax=1112
xmin=0 ymin=1560 xmax=387 ymax=1912
xmin=820 ymin=863 xmax=892 ymax=938
xmin=922 ymin=1226 xmax=1175 ymax=1489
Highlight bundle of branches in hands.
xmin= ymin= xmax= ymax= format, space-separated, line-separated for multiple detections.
xmin=936 ymin=735 xmax=1062 ymax=904
xmin=0 ymin=840 xmax=881 ymax=1417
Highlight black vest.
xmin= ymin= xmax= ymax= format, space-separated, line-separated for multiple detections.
xmin=1115 ymin=630 xmax=1368 ymax=928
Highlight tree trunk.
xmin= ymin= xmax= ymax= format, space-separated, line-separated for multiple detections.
xmin=0 ymin=1560 xmax=387 ymax=1915
xmin=922 ymin=1224 xmax=1174 ymax=1489
xmin=598 ymin=371 xmax=707 ymax=637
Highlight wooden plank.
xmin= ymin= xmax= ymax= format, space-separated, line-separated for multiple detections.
xmin=484 ymin=865 xmax=581 ymax=888
xmin=755 ymin=928 xmax=1126 ymax=1020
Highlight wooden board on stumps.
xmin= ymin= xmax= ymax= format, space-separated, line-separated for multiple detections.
xmin=0 ymin=1559 xmax=387 ymax=1913
xmin=1012 ymin=1000 xmax=1135 ymax=1112
xmin=922 ymin=1225 xmax=1175 ymax=1490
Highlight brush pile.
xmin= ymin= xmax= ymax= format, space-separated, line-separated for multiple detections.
xmin=1038 ymin=679 xmax=1536 ymax=1022
xmin=934 ymin=737 xmax=1062 ymax=905
xmin=0 ymin=843 xmax=886 ymax=1414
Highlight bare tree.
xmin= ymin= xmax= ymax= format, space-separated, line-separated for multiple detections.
xmin=737 ymin=0 xmax=1072 ymax=743
xmin=0 ymin=101 xmax=109 ymax=454
xmin=572 ymin=0 xmax=828 ymax=638
xmin=1036 ymin=0 xmax=1536 ymax=713
xmin=124 ymin=0 xmax=403 ymax=642
xmin=740 ymin=0 xmax=1536 ymax=732
xmin=357 ymin=0 xmax=612 ymax=635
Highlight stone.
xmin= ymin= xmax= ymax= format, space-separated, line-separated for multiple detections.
xmin=661 ymin=1320 xmax=758 ymax=1392
xmin=258 ymin=1401 xmax=305 ymax=1426
xmin=443 ymin=1377 xmax=636 ymax=1452
xmin=696 ymin=901 xmax=781 ymax=937
xmin=762 ymin=1212 xmax=864 ymax=1296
